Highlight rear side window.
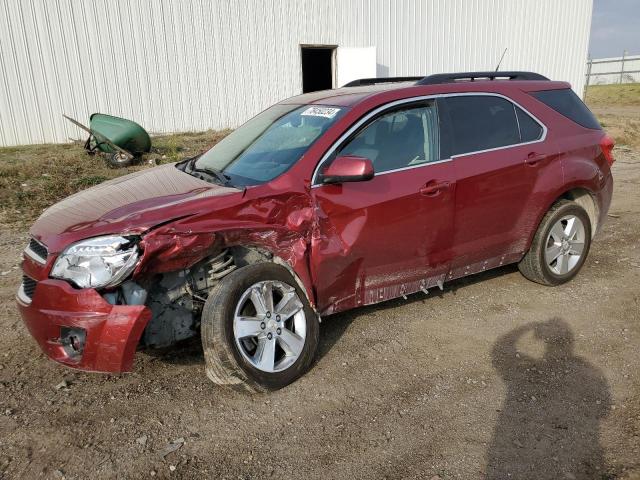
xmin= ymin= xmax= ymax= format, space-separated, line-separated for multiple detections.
xmin=438 ymin=96 xmax=520 ymax=156
xmin=515 ymin=106 xmax=544 ymax=142
xmin=532 ymin=88 xmax=601 ymax=130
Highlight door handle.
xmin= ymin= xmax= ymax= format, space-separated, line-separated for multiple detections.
xmin=420 ymin=180 xmax=450 ymax=196
xmin=525 ymin=152 xmax=546 ymax=166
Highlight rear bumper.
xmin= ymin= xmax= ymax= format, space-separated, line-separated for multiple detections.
xmin=16 ymin=279 xmax=151 ymax=373
xmin=596 ymin=171 xmax=614 ymax=235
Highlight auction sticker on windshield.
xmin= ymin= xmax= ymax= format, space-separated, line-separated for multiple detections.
xmin=301 ymin=106 xmax=341 ymax=118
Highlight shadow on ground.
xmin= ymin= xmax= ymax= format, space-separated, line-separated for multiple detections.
xmin=487 ymin=318 xmax=613 ymax=480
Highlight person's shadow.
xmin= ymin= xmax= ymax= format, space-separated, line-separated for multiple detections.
xmin=487 ymin=318 xmax=612 ymax=480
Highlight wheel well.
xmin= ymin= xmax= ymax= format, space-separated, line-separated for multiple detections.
xmin=559 ymin=188 xmax=599 ymax=238
xmin=227 ymin=246 xmax=314 ymax=307
xmin=132 ymin=245 xmax=314 ymax=349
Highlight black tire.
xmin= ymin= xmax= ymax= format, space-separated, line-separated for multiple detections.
xmin=106 ymin=151 xmax=135 ymax=168
xmin=518 ymin=199 xmax=592 ymax=286
xmin=201 ymin=263 xmax=319 ymax=392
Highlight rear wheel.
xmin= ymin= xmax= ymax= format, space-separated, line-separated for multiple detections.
xmin=201 ymin=263 xmax=319 ymax=392
xmin=518 ymin=200 xmax=592 ymax=286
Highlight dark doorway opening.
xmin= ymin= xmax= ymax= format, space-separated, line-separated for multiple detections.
xmin=301 ymin=46 xmax=335 ymax=93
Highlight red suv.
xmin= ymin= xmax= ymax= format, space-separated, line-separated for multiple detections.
xmin=17 ymin=71 xmax=614 ymax=391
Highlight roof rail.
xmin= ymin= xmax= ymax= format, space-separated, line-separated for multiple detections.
xmin=343 ymin=76 xmax=423 ymax=87
xmin=416 ymin=71 xmax=549 ymax=85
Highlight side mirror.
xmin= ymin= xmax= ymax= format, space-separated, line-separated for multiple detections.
xmin=319 ymin=155 xmax=374 ymax=184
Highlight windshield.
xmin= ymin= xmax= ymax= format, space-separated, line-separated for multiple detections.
xmin=193 ymin=104 xmax=347 ymax=186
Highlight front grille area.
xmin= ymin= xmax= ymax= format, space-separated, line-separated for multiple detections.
xmin=27 ymin=238 xmax=48 ymax=261
xmin=21 ymin=275 xmax=37 ymax=301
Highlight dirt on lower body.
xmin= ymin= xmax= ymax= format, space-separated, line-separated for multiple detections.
xmin=0 ymin=154 xmax=639 ymax=480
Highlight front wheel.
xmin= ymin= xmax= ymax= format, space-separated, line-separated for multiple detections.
xmin=518 ymin=199 xmax=592 ymax=286
xmin=201 ymin=263 xmax=319 ymax=392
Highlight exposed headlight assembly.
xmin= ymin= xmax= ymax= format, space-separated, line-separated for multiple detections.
xmin=51 ymin=236 xmax=139 ymax=289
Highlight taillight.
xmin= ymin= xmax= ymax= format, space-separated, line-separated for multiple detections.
xmin=600 ymin=134 xmax=615 ymax=167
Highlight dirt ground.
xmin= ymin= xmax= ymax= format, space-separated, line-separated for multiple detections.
xmin=1 ymin=108 xmax=640 ymax=480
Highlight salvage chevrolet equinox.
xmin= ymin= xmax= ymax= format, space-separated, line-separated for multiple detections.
xmin=17 ymin=71 xmax=615 ymax=391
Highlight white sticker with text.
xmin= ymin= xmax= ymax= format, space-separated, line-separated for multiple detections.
xmin=301 ymin=106 xmax=341 ymax=118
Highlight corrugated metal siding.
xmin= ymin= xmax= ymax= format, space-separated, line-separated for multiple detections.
xmin=0 ymin=0 xmax=593 ymax=146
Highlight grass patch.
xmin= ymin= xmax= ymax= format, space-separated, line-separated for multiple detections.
xmin=585 ymin=84 xmax=640 ymax=149
xmin=0 ymin=129 xmax=230 ymax=228
xmin=596 ymin=114 xmax=640 ymax=148
xmin=585 ymin=83 xmax=640 ymax=108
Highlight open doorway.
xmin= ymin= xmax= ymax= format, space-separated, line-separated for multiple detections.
xmin=301 ymin=46 xmax=335 ymax=93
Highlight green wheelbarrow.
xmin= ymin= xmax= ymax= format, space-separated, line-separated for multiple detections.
xmin=64 ymin=113 xmax=152 ymax=168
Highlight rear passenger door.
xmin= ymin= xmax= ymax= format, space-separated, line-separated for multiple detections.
xmin=438 ymin=94 xmax=556 ymax=275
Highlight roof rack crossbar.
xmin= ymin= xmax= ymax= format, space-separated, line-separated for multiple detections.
xmin=416 ymin=71 xmax=549 ymax=85
xmin=343 ymin=76 xmax=423 ymax=87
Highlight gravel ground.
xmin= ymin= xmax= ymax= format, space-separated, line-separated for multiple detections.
xmin=0 ymin=151 xmax=638 ymax=480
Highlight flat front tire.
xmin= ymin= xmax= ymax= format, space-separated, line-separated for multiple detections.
xmin=201 ymin=263 xmax=319 ymax=392
xmin=518 ymin=200 xmax=592 ymax=286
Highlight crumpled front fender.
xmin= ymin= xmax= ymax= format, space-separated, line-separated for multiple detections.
xmin=132 ymin=191 xmax=318 ymax=307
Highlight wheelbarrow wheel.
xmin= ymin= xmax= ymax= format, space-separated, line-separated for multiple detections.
xmin=107 ymin=152 xmax=134 ymax=168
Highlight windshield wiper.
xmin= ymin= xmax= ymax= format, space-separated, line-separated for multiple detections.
xmin=194 ymin=166 xmax=232 ymax=186
xmin=177 ymin=154 xmax=202 ymax=171
xmin=188 ymin=158 xmax=233 ymax=187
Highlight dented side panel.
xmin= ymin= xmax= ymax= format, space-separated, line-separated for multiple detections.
xmin=310 ymin=162 xmax=456 ymax=315
xmin=133 ymin=191 xmax=318 ymax=309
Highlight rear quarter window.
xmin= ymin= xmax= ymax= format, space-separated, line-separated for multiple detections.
xmin=532 ymin=88 xmax=601 ymax=130
xmin=515 ymin=106 xmax=544 ymax=142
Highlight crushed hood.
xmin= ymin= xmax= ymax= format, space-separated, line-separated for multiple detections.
xmin=30 ymin=163 xmax=238 ymax=253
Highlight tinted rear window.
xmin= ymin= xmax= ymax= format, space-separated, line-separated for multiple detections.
xmin=439 ymin=96 xmax=520 ymax=156
xmin=532 ymin=88 xmax=601 ymax=130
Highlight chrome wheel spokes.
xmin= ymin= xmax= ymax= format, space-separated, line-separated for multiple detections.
xmin=233 ymin=280 xmax=306 ymax=373
xmin=545 ymin=215 xmax=586 ymax=275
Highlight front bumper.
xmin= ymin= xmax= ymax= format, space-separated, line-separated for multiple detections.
xmin=16 ymin=279 xmax=151 ymax=373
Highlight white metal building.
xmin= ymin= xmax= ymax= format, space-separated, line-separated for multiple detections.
xmin=0 ymin=0 xmax=594 ymax=146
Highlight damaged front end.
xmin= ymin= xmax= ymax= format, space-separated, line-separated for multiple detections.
xmin=18 ymin=157 xmax=321 ymax=374
xmin=109 ymin=249 xmax=237 ymax=348
xmin=18 ymin=218 xmax=316 ymax=374
xmin=18 ymin=238 xmax=268 ymax=373
xmin=17 ymin=277 xmax=151 ymax=372
xmin=115 ymin=192 xmax=318 ymax=356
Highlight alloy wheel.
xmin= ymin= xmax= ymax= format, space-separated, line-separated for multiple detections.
xmin=233 ymin=280 xmax=306 ymax=373
xmin=545 ymin=215 xmax=586 ymax=275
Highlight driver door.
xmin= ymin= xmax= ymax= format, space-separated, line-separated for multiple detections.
xmin=310 ymin=100 xmax=456 ymax=315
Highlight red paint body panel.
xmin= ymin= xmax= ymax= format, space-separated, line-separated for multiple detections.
xmin=17 ymin=279 xmax=150 ymax=372
xmin=29 ymin=163 xmax=240 ymax=254
xmin=451 ymin=141 xmax=561 ymax=267
xmin=311 ymin=162 xmax=455 ymax=314
xmin=18 ymin=78 xmax=614 ymax=373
